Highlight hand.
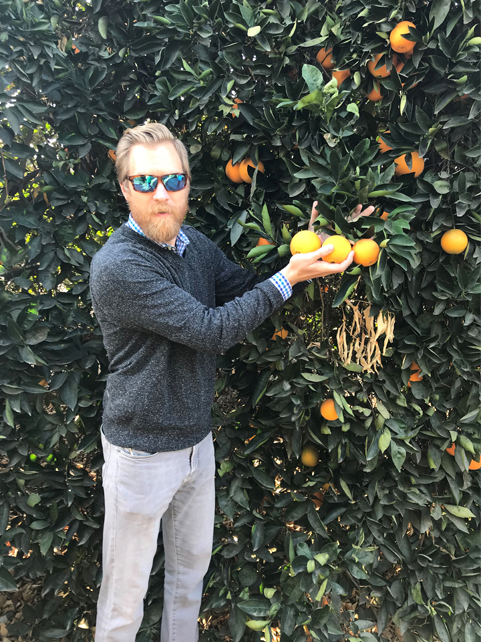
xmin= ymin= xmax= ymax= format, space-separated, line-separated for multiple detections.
xmin=281 ymin=245 xmax=355 ymax=286
xmin=308 ymin=201 xmax=376 ymax=241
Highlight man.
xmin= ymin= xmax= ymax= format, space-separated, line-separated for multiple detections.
xmin=89 ymin=123 xmax=372 ymax=641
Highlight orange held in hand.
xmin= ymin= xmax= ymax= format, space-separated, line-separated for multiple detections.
xmin=301 ymin=445 xmax=320 ymax=467
xmin=440 ymin=229 xmax=468 ymax=255
xmin=320 ymin=399 xmax=338 ymax=421
xmin=390 ymin=21 xmax=416 ymax=54
xmin=322 ymin=235 xmax=351 ymax=263
xmin=290 ymin=230 xmax=322 ymax=254
xmin=225 ymin=159 xmax=243 ymax=183
xmin=353 ymin=239 xmax=380 ymax=266
xmin=239 ymin=158 xmax=265 ymax=183
xmin=316 ymin=47 xmax=335 ymax=70
xmin=394 ymin=152 xmax=424 ymax=177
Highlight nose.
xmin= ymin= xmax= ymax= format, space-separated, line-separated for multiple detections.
xmin=152 ymin=179 xmax=170 ymax=200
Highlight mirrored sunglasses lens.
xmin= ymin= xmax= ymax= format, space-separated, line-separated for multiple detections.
xmin=133 ymin=176 xmax=157 ymax=192
xmin=163 ymin=174 xmax=186 ymax=191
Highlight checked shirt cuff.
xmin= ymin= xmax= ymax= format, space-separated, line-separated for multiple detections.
xmin=270 ymin=272 xmax=293 ymax=301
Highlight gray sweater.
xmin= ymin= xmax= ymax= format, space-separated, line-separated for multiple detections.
xmin=89 ymin=224 xmax=287 ymax=452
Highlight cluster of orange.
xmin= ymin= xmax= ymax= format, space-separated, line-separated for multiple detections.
xmin=446 ymin=443 xmax=481 ymax=470
xmin=316 ymin=20 xmax=416 ymax=100
xmin=290 ymin=229 xmax=380 ymax=267
xmin=225 ymin=158 xmax=265 ymax=184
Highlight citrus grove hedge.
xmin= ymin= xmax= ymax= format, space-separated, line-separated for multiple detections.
xmin=0 ymin=0 xmax=480 ymax=640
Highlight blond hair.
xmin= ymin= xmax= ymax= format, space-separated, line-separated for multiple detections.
xmin=115 ymin=123 xmax=191 ymax=184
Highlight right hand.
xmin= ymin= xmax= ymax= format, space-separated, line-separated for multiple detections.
xmin=281 ymin=245 xmax=354 ymax=286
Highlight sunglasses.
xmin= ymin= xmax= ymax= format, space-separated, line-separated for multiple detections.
xmin=127 ymin=174 xmax=188 ymax=193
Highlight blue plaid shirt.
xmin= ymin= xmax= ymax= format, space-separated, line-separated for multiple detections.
xmin=125 ymin=214 xmax=292 ymax=300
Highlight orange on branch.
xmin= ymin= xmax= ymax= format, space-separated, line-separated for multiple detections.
xmin=469 ymin=456 xmax=481 ymax=471
xmin=312 ymin=491 xmax=325 ymax=509
xmin=368 ymin=53 xmax=399 ymax=78
xmin=301 ymin=445 xmax=320 ymax=467
xmin=367 ymin=83 xmax=383 ymax=101
xmin=380 ymin=211 xmax=390 ymax=221
xmin=408 ymin=362 xmax=423 ymax=386
xmin=440 ymin=229 xmax=468 ymax=255
xmin=108 ymin=149 xmax=116 ymax=162
xmin=377 ymin=131 xmax=392 ymax=153
xmin=316 ymin=47 xmax=334 ymax=70
xmin=390 ymin=21 xmax=416 ymax=54
xmin=394 ymin=152 xmax=424 ymax=177
xmin=239 ymin=158 xmax=265 ymax=183
xmin=225 ymin=159 xmax=243 ymax=183
xmin=231 ymin=97 xmax=243 ymax=117
xmin=272 ymin=329 xmax=288 ymax=340
xmin=332 ymin=69 xmax=351 ymax=87
xmin=446 ymin=443 xmax=456 ymax=456
xmin=257 ymin=237 xmax=274 ymax=247
xmin=322 ymin=235 xmax=351 ymax=263
xmin=290 ymin=230 xmax=322 ymax=255
xmin=353 ymin=239 xmax=380 ymax=266
xmin=320 ymin=399 xmax=338 ymax=421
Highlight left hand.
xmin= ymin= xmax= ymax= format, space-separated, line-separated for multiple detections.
xmin=308 ymin=202 xmax=376 ymax=241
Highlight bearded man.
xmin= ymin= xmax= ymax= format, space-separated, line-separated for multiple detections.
xmin=89 ymin=123 xmax=371 ymax=641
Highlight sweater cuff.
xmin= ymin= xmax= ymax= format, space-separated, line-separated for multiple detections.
xmin=269 ymin=272 xmax=293 ymax=301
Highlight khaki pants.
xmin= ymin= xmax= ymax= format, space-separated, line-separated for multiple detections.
xmin=95 ymin=429 xmax=216 ymax=642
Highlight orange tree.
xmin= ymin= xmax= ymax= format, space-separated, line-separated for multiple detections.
xmin=0 ymin=0 xmax=480 ymax=641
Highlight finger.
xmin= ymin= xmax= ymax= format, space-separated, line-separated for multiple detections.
xmin=336 ymin=251 xmax=355 ymax=271
xmin=351 ymin=204 xmax=375 ymax=223
xmin=308 ymin=201 xmax=319 ymax=231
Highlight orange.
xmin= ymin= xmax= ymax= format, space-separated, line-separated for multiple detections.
xmin=377 ymin=131 xmax=392 ymax=153
xmin=301 ymin=445 xmax=320 ymax=467
xmin=332 ymin=69 xmax=351 ymax=87
xmin=72 ymin=44 xmax=80 ymax=54
xmin=408 ymin=362 xmax=423 ymax=386
xmin=231 ymin=97 xmax=243 ymax=117
xmin=322 ymin=235 xmax=351 ymax=263
xmin=390 ymin=21 xmax=416 ymax=54
xmin=320 ymin=399 xmax=338 ymax=421
xmin=108 ymin=149 xmax=116 ymax=162
xmin=446 ymin=443 xmax=456 ymax=456
xmin=312 ymin=491 xmax=325 ymax=509
xmin=367 ymin=83 xmax=383 ymax=101
xmin=316 ymin=47 xmax=334 ymax=70
xmin=272 ymin=329 xmax=288 ymax=340
xmin=257 ymin=238 xmax=274 ymax=247
xmin=469 ymin=456 xmax=481 ymax=471
xmin=239 ymin=158 xmax=265 ymax=183
xmin=225 ymin=159 xmax=243 ymax=183
xmin=440 ymin=229 xmax=468 ymax=255
xmin=380 ymin=211 xmax=390 ymax=221
xmin=368 ymin=54 xmax=399 ymax=78
xmin=353 ymin=239 xmax=380 ymax=266
xmin=290 ymin=230 xmax=322 ymax=254
xmin=394 ymin=152 xmax=424 ymax=177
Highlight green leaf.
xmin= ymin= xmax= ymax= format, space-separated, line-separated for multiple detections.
xmin=246 ymin=620 xmax=271 ymax=631
xmin=429 ymin=0 xmax=451 ymax=30
xmin=378 ymin=429 xmax=391 ymax=453
xmin=339 ymin=478 xmax=352 ymax=499
xmin=444 ymin=505 xmax=475 ymax=519
xmin=261 ymin=204 xmax=272 ymax=236
xmin=247 ymin=26 xmax=261 ymax=37
xmin=0 ymin=567 xmax=17 ymax=592
xmin=98 ymin=16 xmax=108 ymax=39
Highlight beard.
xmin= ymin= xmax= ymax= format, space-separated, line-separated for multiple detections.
xmin=127 ymin=195 xmax=188 ymax=245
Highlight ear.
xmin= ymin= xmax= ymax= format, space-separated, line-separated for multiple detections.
xmin=119 ymin=179 xmax=130 ymax=201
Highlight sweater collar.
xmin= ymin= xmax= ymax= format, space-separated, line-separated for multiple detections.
xmin=125 ymin=213 xmax=190 ymax=257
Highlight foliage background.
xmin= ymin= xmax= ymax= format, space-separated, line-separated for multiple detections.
xmin=0 ymin=0 xmax=480 ymax=641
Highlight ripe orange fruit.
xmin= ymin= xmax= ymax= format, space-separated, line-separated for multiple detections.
xmin=446 ymin=443 xmax=456 ymax=456
xmin=239 ymin=158 xmax=265 ymax=183
xmin=320 ymin=399 xmax=338 ymax=421
xmin=367 ymin=83 xmax=383 ymax=101
xmin=332 ymin=69 xmax=351 ymax=87
xmin=225 ymin=159 xmax=243 ymax=183
xmin=469 ymin=456 xmax=481 ymax=470
xmin=312 ymin=491 xmax=325 ymax=509
xmin=353 ymin=239 xmax=380 ymax=266
xmin=316 ymin=47 xmax=334 ymax=70
xmin=368 ymin=54 xmax=399 ymax=78
xmin=108 ymin=149 xmax=116 ymax=162
xmin=72 ymin=44 xmax=80 ymax=54
xmin=272 ymin=329 xmax=288 ymax=340
xmin=231 ymin=97 xmax=243 ymax=117
xmin=257 ymin=238 xmax=274 ymax=246
xmin=394 ymin=152 xmax=424 ymax=177
xmin=377 ymin=131 xmax=392 ymax=153
xmin=390 ymin=21 xmax=416 ymax=54
xmin=408 ymin=362 xmax=423 ymax=386
xmin=290 ymin=230 xmax=322 ymax=254
xmin=380 ymin=211 xmax=390 ymax=221
xmin=440 ymin=229 xmax=468 ymax=255
xmin=301 ymin=445 xmax=320 ymax=467
xmin=322 ymin=235 xmax=351 ymax=263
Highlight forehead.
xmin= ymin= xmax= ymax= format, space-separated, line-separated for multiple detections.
xmin=129 ymin=143 xmax=183 ymax=175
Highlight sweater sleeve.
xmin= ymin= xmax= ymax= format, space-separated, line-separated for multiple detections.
xmin=90 ymin=257 xmax=286 ymax=354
